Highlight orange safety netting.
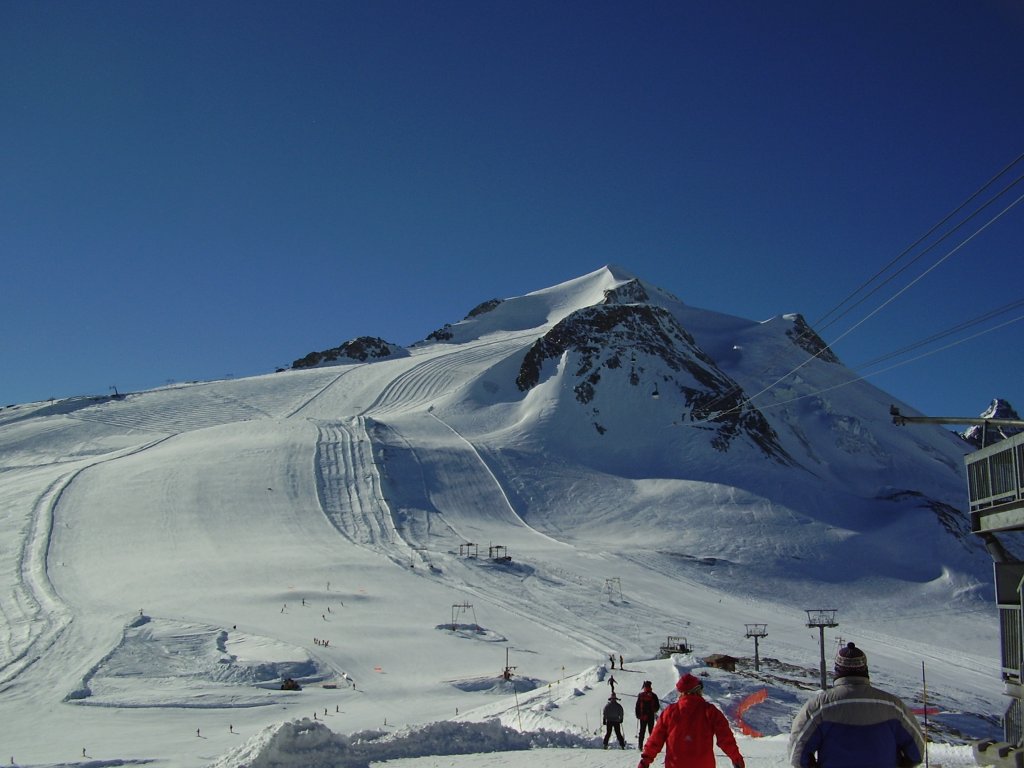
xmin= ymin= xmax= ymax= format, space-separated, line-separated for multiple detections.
xmin=734 ymin=688 xmax=768 ymax=737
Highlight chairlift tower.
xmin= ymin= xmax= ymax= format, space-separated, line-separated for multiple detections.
xmin=805 ymin=609 xmax=838 ymax=690
xmin=450 ymin=602 xmax=476 ymax=631
xmin=745 ymin=624 xmax=768 ymax=671
xmin=604 ymin=577 xmax=623 ymax=602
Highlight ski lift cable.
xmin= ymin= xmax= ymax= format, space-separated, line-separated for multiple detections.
xmin=851 ymin=298 xmax=1024 ymax=371
xmin=815 ymin=168 xmax=1024 ymax=337
xmin=684 ymin=154 xmax=1024 ymax=426
xmin=684 ymin=154 xmax=1024 ymax=428
xmin=812 ymin=151 xmax=1024 ymax=331
xmin=747 ymin=312 xmax=1024 ymax=415
xmin=780 ymin=152 xmax=1024 ymax=368
xmin=676 ymin=310 xmax=1024 ymax=427
xmin=820 ymin=189 xmax=1024 ymax=353
xmin=705 ymin=189 xmax=1024 ymax=423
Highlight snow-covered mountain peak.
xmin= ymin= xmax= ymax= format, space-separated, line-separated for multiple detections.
xmin=419 ymin=265 xmax=638 ymax=345
xmin=960 ymin=397 xmax=1023 ymax=447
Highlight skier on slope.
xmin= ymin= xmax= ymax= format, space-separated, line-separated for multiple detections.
xmin=638 ymin=673 xmax=744 ymax=768
xmin=603 ymin=693 xmax=627 ymax=749
xmin=635 ymin=680 xmax=661 ymax=750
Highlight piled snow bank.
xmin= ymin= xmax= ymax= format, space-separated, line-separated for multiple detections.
xmin=208 ymin=717 xmax=596 ymax=768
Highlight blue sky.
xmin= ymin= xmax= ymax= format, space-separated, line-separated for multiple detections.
xmin=2 ymin=1 xmax=1022 ymax=420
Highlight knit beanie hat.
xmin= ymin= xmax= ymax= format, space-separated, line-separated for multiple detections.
xmin=834 ymin=642 xmax=869 ymax=678
xmin=676 ymin=673 xmax=703 ymax=694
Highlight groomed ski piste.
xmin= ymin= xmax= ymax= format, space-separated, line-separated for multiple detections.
xmin=0 ymin=267 xmax=1004 ymax=766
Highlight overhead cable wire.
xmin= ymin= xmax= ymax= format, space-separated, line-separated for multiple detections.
xmin=815 ymin=168 xmax=1024 ymax=336
xmin=820 ymin=189 xmax=1024 ymax=351
xmin=852 ymin=298 xmax=1024 ymax=371
xmin=812 ymin=151 xmax=1024 ymax=333
xmin=747 ymin=311 xmax=1024 ymax=415
xmin=691 ymin=189 xmax=1024 ymax=426
xmin=684 ymin=152 xmax=1024 ymax=423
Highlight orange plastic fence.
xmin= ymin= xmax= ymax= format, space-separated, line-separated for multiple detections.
xmin=734 ymin=688 xmax=768 ymax=737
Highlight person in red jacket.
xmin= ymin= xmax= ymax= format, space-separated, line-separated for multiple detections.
xmin=638 ymin=673 xmax=744 ymax=768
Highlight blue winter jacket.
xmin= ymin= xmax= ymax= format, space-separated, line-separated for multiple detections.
xmin=789 ymin=676 xmax=925 ymax=768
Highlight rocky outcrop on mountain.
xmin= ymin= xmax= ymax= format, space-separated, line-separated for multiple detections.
xmin=423 ymin=299 xmax=505 ymax=343
xmin=467 ymin=298 xmax=503 ymax=318
xmin=516 ymin=303 xmax=794 ymax=463
xmin=785 ymin=314 xmax=840 ymax=364
xmin=602 ymin=278 xmax=650 ymax=305
xmin=961 ymin=399 xmax=1023 ymax=448
xmin=291 ymin=336 xmax=408 ymax=369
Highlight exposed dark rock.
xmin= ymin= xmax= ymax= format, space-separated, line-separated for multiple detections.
xmin=877 ymin=489 xmax=981 ymax=551
xmin=603 ymin=279 xmax=650 ymax=305
xmin=466 ymin=299 xmax=503 ymax=318
xmin=426 ymin=324 xmax=454 ymax=342
xmin=516 ymin=303 xmax=793 ymax=462
xmin=786 ymin=314 xmax=840 ymax=364
xmin=292 ymin=336 xmax=406 ymax=369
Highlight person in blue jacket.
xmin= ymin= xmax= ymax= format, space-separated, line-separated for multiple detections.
xmin=789 ymin=642 xmax=925 ymax=768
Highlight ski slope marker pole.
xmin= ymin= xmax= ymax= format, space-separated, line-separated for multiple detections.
xmin=922 ymin=661 xmax=929 ymax=768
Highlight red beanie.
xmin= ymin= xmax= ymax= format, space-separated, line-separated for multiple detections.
xmin=676 ymin=673 xmax=703 ymax=694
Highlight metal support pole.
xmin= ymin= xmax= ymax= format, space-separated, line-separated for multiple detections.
xmin=804 ymin=610 xmax=837 ymax=691
xmin=817 ymin=625 xmax=827 ymax=690
xmin=744 ymin=624 xmax=768 ymax=673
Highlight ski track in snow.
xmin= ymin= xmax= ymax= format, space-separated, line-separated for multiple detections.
xmin=0 ymin=437 xmax=173 ymax=690
xmin=364 ymin=333 xmax=537 ymax=417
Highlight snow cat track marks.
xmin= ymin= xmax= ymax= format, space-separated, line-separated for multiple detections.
xmin=0 ymin=436 xmax=175 ymax=691
xmin=365 ymin=334 xmax=538 ymax=417
xmin=66 ymin=389 xmax=269 ymax=434
xmin=285 ymin=366 xmax=362 ymax=419
xmin=313 ymin=417 xmax=425 ymax=569
xmin=314 ymin=420 xmax=388 ymax=546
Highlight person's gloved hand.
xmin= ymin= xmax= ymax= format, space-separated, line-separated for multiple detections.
xmin=733 ymin=760 xmax=745 ymax=768
xmin=637 ymin=758 xmax=650 ymax=768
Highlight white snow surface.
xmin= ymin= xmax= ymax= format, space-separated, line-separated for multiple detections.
xmin=0 ymin=267 xmax=1004 ymax=767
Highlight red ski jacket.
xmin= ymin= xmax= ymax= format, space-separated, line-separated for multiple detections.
xmin=636 ymin=690 xmax=661 ymax=721
xmin=640 ymin=693 xmax=743 ymax=768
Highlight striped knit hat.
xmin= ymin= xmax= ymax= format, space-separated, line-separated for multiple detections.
xmin=834 ymin=642 xmax=869 ymax=678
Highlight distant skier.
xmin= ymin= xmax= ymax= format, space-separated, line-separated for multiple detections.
xmin=635 ymin=680 xmax=661 ymax=750
xmin=603 ymin=693 xmax=627 ymax=749
xmin=610 ymin=654 xmax=616 ymax=669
